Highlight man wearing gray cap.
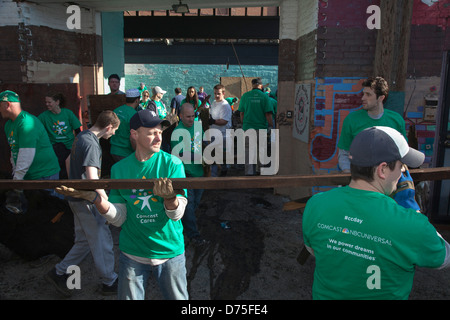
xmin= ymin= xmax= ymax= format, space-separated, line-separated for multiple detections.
xmin=147 ymin=86 xmax=168 ymax=120
xmin=110 ymin=88 xmax=141 ymax=162
xmin=57 ymin=108 xmax=188 ymax=300
xmin=302 ymin=126 xmax=450 ymax=300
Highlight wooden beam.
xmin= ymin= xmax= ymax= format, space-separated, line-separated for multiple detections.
xmin=373 ymin=0 xmax=414 ymax=91
xmin=394 ymin=0 xmax=414 ymax=91
xmin=123 ymin=16 xmax=280 ymax=40
xmin=374 ymin=0 xmax=396 ymax=83
xmin=0 ymin=167 xmax=449 ymax=191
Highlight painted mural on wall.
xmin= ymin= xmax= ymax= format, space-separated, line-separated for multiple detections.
xmin=310 ymin=77 xmax=364 ymax=189
xmin=292 ymin=83 xmax=311 ymax=143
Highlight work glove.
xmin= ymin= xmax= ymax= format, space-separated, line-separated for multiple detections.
xmin=5 ymin=189 xmax=27 ymax=214
xmin=392 ymin=165 xmax=421 ymax=211
xmin=55 ymin=185 xmax=98 ymax=203
xmin=153 ymin=178 xmax=178 ymax=200
xmin=208 ymin=116 xmax=216 ymax=125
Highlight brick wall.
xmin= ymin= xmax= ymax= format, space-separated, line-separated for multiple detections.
xmin=315 ymin=0 xmax=377 ymax=78
xmin=314 ymin=0 xmax=448 ymax=79
xmin=411 ymin=0 xmax=449 ymax=27
xmin=278 ymin=39 xmax=297 ymax=82
xmin=0 ymin=26 xmax=24 ymax=82
xmin=316 ymin=26 xmax=376 ymax=78
xmin=0 ymin=0 xmax=102 ymax=84
xmin=28 ymin=26 xmax=102 ymax=66
xmin=297 ymin=31 xmax=317 ymax=81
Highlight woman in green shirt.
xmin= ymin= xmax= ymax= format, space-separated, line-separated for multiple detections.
xmin=180 ymin=86 xmax=201 ymax=118
xmin=38 ymin=93 xmax=81 ymax=179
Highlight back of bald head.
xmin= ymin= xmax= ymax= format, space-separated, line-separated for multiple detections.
xmin=179 ymin=102 xmax=194 ymax=115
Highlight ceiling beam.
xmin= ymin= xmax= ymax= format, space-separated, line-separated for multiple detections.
xmin=124 ymin=16 xmax=279 ymax=39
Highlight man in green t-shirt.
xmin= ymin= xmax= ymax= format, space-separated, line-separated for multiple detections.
xmin=0 ymin=90 xmax=60 ymax=211
xmin=338 ymin=77 xmax=407 ymax=172
xmin=238 ymin=78 xmax=273 ymax=176
xmin=171 ymin=103 xmax=206 ymax=245
xmin=110 ymin=88 xmax=140 ymax=162
xmin=303 ymin=126 xmax=450 ymax=300
xmin=137 ymin=82 xmax=147 ymax=99
xmin=56 ymin=108 xmax=188 ymax=300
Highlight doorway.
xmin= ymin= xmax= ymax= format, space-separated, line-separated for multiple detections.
xmin=431 ymin=51 xmax=450 ymax=222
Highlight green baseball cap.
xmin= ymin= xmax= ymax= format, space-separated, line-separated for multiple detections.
xmin=0 ymin=90 xmax=20 ymax=103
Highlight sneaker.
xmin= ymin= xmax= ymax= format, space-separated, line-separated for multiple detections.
xmin=44 ymin=267 xmax=72 ymax=298
xmin=101 ymin=278 xmax=118 ymax=296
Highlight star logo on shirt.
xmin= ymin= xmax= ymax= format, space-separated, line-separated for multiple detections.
xmin=53 ymin=121 xmax=68 ymax=136
xmin=130 ymin=176 xmax=158 ymax=211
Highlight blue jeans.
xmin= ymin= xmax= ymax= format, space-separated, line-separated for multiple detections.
xmin=182 ymin=188 xmax=204 ymax=239
xmin=56 ymin=200 xmax=117 ymax=286
xmin=118 ymin=252 xmax=188 ymax=300
xmin=41 ymin=172 xmax=64 ymax=199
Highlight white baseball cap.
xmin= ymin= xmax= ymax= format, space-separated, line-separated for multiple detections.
xmin=152 ymin=86 xmax=167 ymax=95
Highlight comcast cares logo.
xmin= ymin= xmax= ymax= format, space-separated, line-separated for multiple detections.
xmin=130 ymin=176 xmax=158 ymax=211
xmin=342 ymin=228 xmax=350 ymax=234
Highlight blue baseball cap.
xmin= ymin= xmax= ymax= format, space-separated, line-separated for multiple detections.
xmin=130 ymin=109 xmax=169 ymax=130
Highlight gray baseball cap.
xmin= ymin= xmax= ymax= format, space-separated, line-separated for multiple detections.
xmin=349 ymin=126 xmax=425 ymax=168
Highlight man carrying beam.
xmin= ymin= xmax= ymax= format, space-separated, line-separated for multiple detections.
xmin=56 ymin=109 xmax=189 ymax=300
xmin=303 ymin=126 xmax=450 ymax=300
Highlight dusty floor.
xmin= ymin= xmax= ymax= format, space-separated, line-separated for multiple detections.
xmin=0 ymin=167 xmax=450 ymax=300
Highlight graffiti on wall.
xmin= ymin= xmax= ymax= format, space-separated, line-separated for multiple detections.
xmin=310 ymin=77 xmax=364 ymax=191
xmin=293 ymin=83 xmax=311 ymax=143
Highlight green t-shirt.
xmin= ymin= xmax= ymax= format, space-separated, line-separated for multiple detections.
xmin=238 ymin=88 xmax=273 ymax=130
xmin=5 ymin=110 xmax=60 ymax=180
xmin=110 ymin=104 xmax=137 ymax=157
xmin=153 ymin=100 xmax=167 ymax=119
xmin=171 ymin=121 xmax=204 ymax=177
xmin=138 ymin=86 xmax=148 ymax=96
xmin=38 ymin=108 xmax=82 ymax=149
xmin=302 ymin=186 xmax=446 ymax=300
xmin=338 ymin=109 xmax=407 ymax=151
xmin=109 ymin=150 xmax=187 ymax=259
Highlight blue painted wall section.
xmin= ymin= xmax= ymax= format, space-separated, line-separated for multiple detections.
xmin=124 ymin=64 xmax=278 ymax=107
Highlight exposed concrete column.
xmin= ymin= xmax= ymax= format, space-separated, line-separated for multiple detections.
xmin=276 ymin=0 xmax=318 ymax=199
xmin=101 ymin=12 xmax=125 ymax=94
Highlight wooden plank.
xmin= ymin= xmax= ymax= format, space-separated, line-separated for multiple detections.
xmin=0 ymin=167 xmax=449 ymax=190
xmin=88 ymin=94 xmax=125 ymax=124
xmin=394 ymin=0 xmax=414 ymax=91
xmin=374 ymin=0 xmax=414 ymax=92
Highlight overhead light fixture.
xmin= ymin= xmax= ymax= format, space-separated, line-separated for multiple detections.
xmin=172 ymin=0 xmax=189 ymax=14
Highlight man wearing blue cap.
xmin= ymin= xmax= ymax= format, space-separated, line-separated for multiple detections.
xmin=0 ymin=90 xmax=60 ymax=212
xmin=302 ymin=126 xmax=450 ymax=300
xmin=56 ymin=109 xmax=188 ymax=300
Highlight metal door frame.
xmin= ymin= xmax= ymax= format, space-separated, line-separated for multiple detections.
xmin=430 ymin=51 xmax=450 ymax=222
